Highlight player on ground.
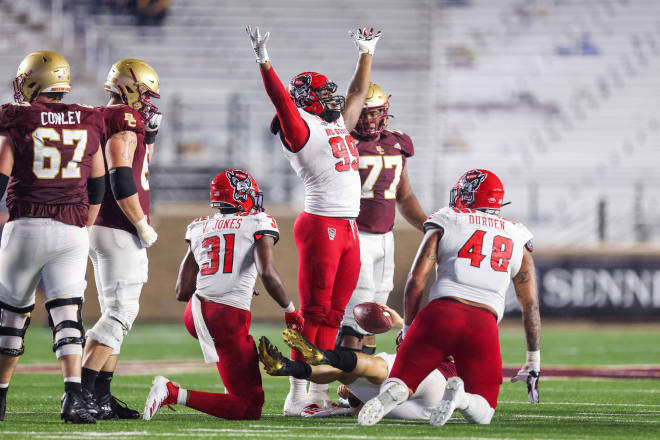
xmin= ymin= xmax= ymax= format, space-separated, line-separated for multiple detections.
xmin=358 ymin=169 xmax=542 ymax=426
xmin=81 ymin=58 xmax=161 ymax=419
xmin=143 ymin=169 xmax=303 ymax=420
xmin=338 ymin=82 xmax=426 ymax=355
xmin=246 ymin=24 xmax=381 ymax=415
xmin=259 ymin=305 xmax=457 ymax=420
xmin=0 ymin=51 xmax=106 ymax=423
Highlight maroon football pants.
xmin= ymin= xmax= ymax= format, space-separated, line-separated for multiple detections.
xmin=292 ymin=212 xmax=361 ymax=361
xmin=184 ymin=299 xmax=264 ymax=419
xmin=389 ymin=299 xmax=503 ymax=408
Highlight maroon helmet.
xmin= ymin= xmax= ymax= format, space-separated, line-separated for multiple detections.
xmin=210 ymin=169 xmax=263 ymax=213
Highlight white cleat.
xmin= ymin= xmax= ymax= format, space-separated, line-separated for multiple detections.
xmin=143 ymin=375 xmax=174 ymax=421
xmin=429 ymin=376 xmax=466 ymax=426
xmin=283 ymin=393 xmax=310 ymax=417
xmin=357 ymin=381 xmax=408 ymax=426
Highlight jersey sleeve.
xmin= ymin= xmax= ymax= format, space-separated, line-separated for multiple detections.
xmin=253 ymin=212 xmax=280 ymax=244
xmin=102 ymin=106 xmax=146 ymax=139
xmin=514 ymin=222 xmax=534 ymax=252
xmin=390 ymin=130 xmax=414 ymax=157
xmin=184 ymin=221 xmax=195 ymax=243
xmin=0 ymin=103 xmax=24 ymax=131
xmin=423 ymin=207 xmax=454 ymax=232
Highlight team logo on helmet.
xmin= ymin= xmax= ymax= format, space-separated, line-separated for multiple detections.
xmin=226 ymin=170 xmax=253 ymax=204
xmin=290 ymin=74 xmax=313 ymax=108
xmin=456 ymin=171 xmax=487 ymax=205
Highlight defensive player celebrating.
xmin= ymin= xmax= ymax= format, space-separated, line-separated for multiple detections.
xmin=0 ymin=51 xmax=106 ymax=423
xmin=246 ymin=26 xmax=381 ymax=414
xmin=338 ymin=82 xmax=426 ymax=354
xmin=358 ymin=169 xmax=541 ymax=426
xmin=143 ymin=169 xmax=303 ymax=421
xmin=259 ymin=305 xmax=458 ymax=420
xmin=81 ymin=58 xmax=161 ymax=419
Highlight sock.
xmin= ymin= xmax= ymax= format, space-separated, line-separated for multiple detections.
xmin=438 ymin=361 xmax=457 ymax=379
xmin=308 ymin=382 xmax=328 ymax=402
xmin=323 ymin=347 xmax=358 ymax=372
xmin=176 ymin=386 xmax=187 ymax=405
xmin=64 ymin=377 xmax=82 ymax=395
xmin=0 ymin=384 xmax=8 ymax=399
xmin=81 ymin=367 xmax=99 ymax=394
xmin=459 ymin=393 xmax=495 ymax=424
xmin=95 ymin=371 xmax=113 ymax=397
xmin=288 ymin=360 xmax=312 ymax=380
xmin=288 ymin=377 xmax=307 ymax=400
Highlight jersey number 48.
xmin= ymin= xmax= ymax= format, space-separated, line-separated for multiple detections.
xmin=457 ymin=230 xmax=513 ymax=272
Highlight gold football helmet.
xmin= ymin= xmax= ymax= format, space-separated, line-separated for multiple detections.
xmin=354 ymin=82 xmax=390 ymax=140
xmin=104 ymin=58 xmax=160 ymax=121
xmin=13 ymin=50 xmax=71 ymax=103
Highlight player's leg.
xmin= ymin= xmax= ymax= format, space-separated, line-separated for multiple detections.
xmin=367 ymin=231 xmax=395 ymax=354
xmin=337 ymin=231 xmax=376 ymax=352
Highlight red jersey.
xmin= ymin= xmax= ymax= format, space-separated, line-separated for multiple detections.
xmin=355 ymin=130 xmax=414 ymax=234
xmin=94 ymin=105 xmax=149 ymax=236
xmin=0 ymin=101 xmax=105 ymax=227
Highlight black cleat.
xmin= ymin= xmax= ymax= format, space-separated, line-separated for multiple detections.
xmin=97 ymin=393 xmax=140 ymax=419
xmin=81 ymin=389 xmax=102 ymax=419
xmin=61 ymin=391 xmax=96 ymax=424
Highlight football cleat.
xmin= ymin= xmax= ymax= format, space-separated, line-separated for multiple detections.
xmin=61 ymin=391 xmax=96 ymax=424
xmin=143 ymin=376 xmax=178 ymax=420
xmin=281 ymin=329 xmax=325 ymax=365
xmin=301 ymin=402 xmax=354 ymax=418
xmin=429 ymin=376 xmax=467 ymax=426
xmin=283 ymin=393 xmax=312 ymax=417
xmin=97 ymin=393 xmax=140 ymax=419
xmin=258 ymin=336 xmax=291 ymax=376
xmin=81 ymin=389 xmax=101 ymax=420
xmin=357 ymin=380 xmax=408 ymax=426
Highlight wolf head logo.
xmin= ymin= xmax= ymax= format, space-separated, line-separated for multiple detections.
xmin=458 ymin=171 xmax=487 ymax=205
xmin=226 ymin=170 xmax=252 ymax=203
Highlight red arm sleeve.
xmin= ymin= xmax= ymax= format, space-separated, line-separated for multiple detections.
xmin=260 ymin=67 xmax=309 ymax=152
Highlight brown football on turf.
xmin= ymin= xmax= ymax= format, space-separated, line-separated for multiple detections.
xmin=353 ymin=302 xmax=393 ymax=334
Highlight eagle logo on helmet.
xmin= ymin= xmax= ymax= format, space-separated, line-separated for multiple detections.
xmin=226 ymin=170 xmax=253 ymax=204
xmin=458 ymin=171 xmax=487 ymax=205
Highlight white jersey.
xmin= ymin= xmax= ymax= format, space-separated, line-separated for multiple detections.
xmin=348 ymin=353 xmax=447 ymax=420
xmin=425 ymin=207 xmax=533 ymax=322
xmin=281 ymin=108 xmax=361 ymax=218
xmin=185 ymin=211 xmax=280 ymax=311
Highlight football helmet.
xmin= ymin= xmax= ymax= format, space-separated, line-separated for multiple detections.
xmin=289 ymin=72 xmax=345 ymax=122
xmin=13 ymin=50 xmax=71 ymax=103
xmin=104 ymin=58 xmax=160 ymax=122
xmin=353 ymin=82 xmax=390 ymax=140
xmin=449 ymin=169 xmax=504 ymax=214
xmin=210 ymin=169 xmax=263 ymax=213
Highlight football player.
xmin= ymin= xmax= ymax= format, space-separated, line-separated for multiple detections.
xmin=259 ymin=305 xmax=458 ymax=420
xmin=142 ymin=169 xmax=303 ymax=421
xmin=81 ymin=58 xmax=161 ymax=419
xmin=338 ymin=82 xmax=426 ymax=355
xmin=0 ymin=51 xmax=106 ymax=423
xmin=358 ymin=169 xmax=542 ymax=426
xmin=246 ymin=25 xmax=381 ymax=415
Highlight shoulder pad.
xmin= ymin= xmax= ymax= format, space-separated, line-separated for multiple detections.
xmin=387 ymin=130 xmax=414 ymax=157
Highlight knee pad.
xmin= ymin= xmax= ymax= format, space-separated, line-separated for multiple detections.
xmin=87 ymin=284 xmax=140 ymax=351
xmin=0 ymin=301 xmax=34 ymax=356
xmin=45 ymin=297 xmax=85 ymax=358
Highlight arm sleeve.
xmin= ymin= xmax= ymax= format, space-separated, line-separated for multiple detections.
xmin=260 ymin=67 xmax=309 ymax=152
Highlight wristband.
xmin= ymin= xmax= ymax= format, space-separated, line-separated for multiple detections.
xmin=144 ymin=130 xmax=157 ymax=145
xmin=133 ymin=216 xmax=149 ymax=232
xmin=283 ymin=302 xmax=295 ymax=313
xmin=526 ymin=350 xmax=541 ymax=371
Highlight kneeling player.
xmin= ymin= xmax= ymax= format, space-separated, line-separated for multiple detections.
xmin=259 ymin=305 xmax=457 ymax=420
xmin=143 ymin=169 xmax=303 ymax=420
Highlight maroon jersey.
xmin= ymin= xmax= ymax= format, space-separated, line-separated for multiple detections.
xmin=94 ymin=105 xmax=149 ymax=236
xmin=0 ymin=101 xmax=104 ymax=227
xmin=356 ymin=130 xmax=414 ymax=234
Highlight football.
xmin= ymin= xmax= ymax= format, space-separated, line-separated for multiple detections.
xmin=353 ymin=302 xmax=393 ymax=334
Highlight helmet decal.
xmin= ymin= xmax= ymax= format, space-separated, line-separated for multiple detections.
xmin=458 ymin=170 xmax=488 ymax=205
xmin=226 ymin=170 xmax=253 ymax=204
xmin=450 ymin=169 xmax=504 ymax=214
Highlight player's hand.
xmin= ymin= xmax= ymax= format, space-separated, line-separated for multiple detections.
xmin=510 ymin=367 xmax=540 ymax=403
xmin=134 ymin=217 xmax=158 ymax=248
xmin=349 ymin=27 xmax=382 ymax=55
xmin=376 ymin=302 xmax=403 ymax=328
xmin=144 ymin=112 xmax=162 ymax=144
xmin=285 ymin=309 xmax=304 ymax=332
xmin=246 ymin=25 xmax=270 ymax=64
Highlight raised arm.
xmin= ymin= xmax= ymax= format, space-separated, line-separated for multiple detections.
xmin=396 ymin=166 xmax=426 ymax=231
xmin=402 ymin=228 xmax=442 ymax=336
xmin=510 ymin=248 xmax=541 ymax=403
xmin=246 ymin=26 xmax=309 ymax=152
xmin=343 ymin=28 xmax=382 ymax=132
xmin=106 ymin=130 xmax=157 ymax=247
xmin=253 ymin=235 xmax=304 ymax=331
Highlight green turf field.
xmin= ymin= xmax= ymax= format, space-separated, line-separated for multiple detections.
xmin=2 ymin=323 xmax=659 ymax=439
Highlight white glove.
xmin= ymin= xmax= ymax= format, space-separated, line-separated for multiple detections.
xmin=349 ymin=27 xmax=382 ymax=55
xmin=246 ymin=25 xmax=270 ymax=64
xmin=510 ymin=350 xmax=540 ymax=403
xmin=144 ymin=112 xmax=162 ymax=144
xmin=133 ymin=216 xmax=158 ymax=248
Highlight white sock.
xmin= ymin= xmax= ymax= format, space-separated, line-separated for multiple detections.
xmin=288 ymin=377 xmax=307 ymax=400
xmin=308 ymin=382 xmax=329 ymax=401
xmin=177 ymin=387 xmax=188 ymax=405
xmin=0 ymin=383 xmax=8 ymax=388
xmin=63 ymin=377 xmax=81 ymax=383
xmin=459 ymin=393 xmax=495 ymax=424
